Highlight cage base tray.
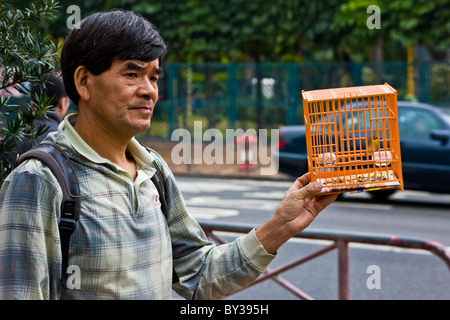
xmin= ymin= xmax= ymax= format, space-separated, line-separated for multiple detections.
xmin=316 ymin=171 xmax=401 ymax=195
xmin=318 ymin=181 xmax=401 ymax=195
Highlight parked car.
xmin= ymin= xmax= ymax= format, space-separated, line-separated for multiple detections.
xmin=274 ymin=101 xmax=450 ymax=199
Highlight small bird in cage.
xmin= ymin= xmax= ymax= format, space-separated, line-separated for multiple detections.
xmin=367 ymin=134 xmax=380 ymax=155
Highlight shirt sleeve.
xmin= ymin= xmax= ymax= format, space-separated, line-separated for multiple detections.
xmin=0 ymin=160 xmax=62 ymax=300
xmin=150 ymin=152 xmax=276 ymax=300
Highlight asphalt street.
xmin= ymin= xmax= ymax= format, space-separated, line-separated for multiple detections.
xmin=173 ymin=175 xmax=450 ymax=300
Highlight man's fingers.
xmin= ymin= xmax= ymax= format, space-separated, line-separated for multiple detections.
xmin=293 ymin=181 xmax=323 ymax=201
xmin=293 ymin=172 xmax=311 ymax=190
xmin=314 ymin=193 xmax=338 ymax=211
xmin=286 ymin=172 xmax=311 ymax=197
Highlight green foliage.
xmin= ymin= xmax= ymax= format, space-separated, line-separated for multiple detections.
xmin=331 ymin=0 xmax=382 ymax=59
xmin=24 ymin=0 xmax=448 ymax=63
xmin=331 ymin=0 xmax=450 ymax=61
xmin=0 ymin=0 xmax=62 ymax=184
xmin=126 ymin=0 xmax=449 ymax=63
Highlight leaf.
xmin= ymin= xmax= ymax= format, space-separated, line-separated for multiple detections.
xmin=0 ymin=0 xmax=61 ymax=184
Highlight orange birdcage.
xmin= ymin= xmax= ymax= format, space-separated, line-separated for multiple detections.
xmin=302 ymin=83 xmax=404 ymax=195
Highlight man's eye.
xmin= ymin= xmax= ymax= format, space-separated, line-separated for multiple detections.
xmin=126 ymin=73 xmax=138 ymax=78
xmin=150 ymin=76 xmax=159 ymax=82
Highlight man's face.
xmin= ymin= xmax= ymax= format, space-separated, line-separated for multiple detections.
xmin=86 ymin=58 xmax=160 ymax=138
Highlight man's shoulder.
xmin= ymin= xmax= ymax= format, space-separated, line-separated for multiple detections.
xmin=12 ymin=130 xmax=77 ymax=190
xmin=40 ymin=126 xmax=77 ymax=158
xmin=5 ymin=157 xmax=62 ymax=196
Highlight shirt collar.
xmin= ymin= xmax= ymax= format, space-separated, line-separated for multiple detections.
xmin=61 ymin=113 xmax=156 ymax=171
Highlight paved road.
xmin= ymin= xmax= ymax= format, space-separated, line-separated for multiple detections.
xmin=174 ymin=176 xmax=450 ymax=300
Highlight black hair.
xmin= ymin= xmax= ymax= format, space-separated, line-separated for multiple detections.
xmin=31 ymin=74 xmax=66 ymax=105
xmin=61 ymin=10 xmax=166 ymax=105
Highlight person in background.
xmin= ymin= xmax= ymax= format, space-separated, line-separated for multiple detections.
xmin=14 ymin=74 xmax=70 ymax=155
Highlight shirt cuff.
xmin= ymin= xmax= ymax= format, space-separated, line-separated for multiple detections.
xmin=239 ymin=228 xmax=277 ymax=271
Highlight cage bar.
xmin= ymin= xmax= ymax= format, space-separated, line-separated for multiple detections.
xmin=302 ymin=83 xmax=404 ymax=195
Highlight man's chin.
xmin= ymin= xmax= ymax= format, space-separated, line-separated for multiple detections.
xmin=132 ymin=120 xmax=151 ymax=136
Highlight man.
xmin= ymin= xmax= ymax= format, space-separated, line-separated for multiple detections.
xmin=13 ymin=75 xmax=70 ymax=156
xmin=0 ymin=10 xmax=337 ymax=300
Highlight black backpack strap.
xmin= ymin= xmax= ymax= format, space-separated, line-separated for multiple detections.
xmin=17 ymin=143 xmax=81 ymax=289
xmin=145 ymin=151 xmax=181 ymax=283
xmin=138 ymin=141 xmax=169 ymax=216
xmin=149 ymin=160 xmax=179 ymax=283
xmin=150 ymin=161 xmax=168 ymax=215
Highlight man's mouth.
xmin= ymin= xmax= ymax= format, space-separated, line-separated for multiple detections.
xmin=130 ymin=105 xmax=153 ymax=114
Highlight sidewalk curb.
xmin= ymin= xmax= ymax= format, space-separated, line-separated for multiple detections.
xmin=172 ymin=171 xmax=294 ymax=181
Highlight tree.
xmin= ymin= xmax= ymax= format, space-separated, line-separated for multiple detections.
xmin=330 ymin=0 xmax=384 ymax=62
xmin=330 ymin=0 xmax=450 ymax=62
xmin=383 ymin=0 xmax=450 ymax=60
xmin=0 ymin=0 xmax=62 ymax=184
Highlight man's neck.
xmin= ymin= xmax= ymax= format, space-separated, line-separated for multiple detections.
xmin=72 ymin=111 xmax=137 ymax=180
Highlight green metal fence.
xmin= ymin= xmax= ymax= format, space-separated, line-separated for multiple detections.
xmin=143 ymin=62 xmax=450 ymax=140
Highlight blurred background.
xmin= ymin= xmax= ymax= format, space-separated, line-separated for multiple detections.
xmin=6 ymin=0 xmax=449 ymax=139
xmin=2 ymin=0 xmax=449 ymax=300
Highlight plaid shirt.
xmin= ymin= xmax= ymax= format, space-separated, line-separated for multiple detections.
xmin=0 ymin=114 xmax=275 ymax=300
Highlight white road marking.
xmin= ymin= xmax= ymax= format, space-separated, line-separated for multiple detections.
xmin=333 ymin=202 xmax=393 ymax=211
xmin=185 ymin=196 xmax=279 ymax=212
xmin=242 ymin=191 xmax=285 ymax=200
xmin=186 ymin=206 xmax=239 ymax=219
xmin=177 ymin=180 xmax=254 ymax=193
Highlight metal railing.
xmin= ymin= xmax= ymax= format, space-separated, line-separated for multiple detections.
xmin=199 ymin=220 xmax=450 ymax=300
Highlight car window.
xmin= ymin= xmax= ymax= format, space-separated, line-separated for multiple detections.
xmin=344 ymin=109 xmax=387 ymax=133
xmin=399 ymin=108 xmax=443 ymax=139
xmin=319 ymin=108 xmax=387 ymax=136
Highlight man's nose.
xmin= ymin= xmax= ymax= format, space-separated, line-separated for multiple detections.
xmin=137 ymin=79 xmax=158 ymax=100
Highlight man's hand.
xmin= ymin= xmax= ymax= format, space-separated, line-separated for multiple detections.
xmin=255 ymin=172 xmax=337 ymax=254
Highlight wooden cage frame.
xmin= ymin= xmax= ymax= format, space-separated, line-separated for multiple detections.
xmin=302 ymin=83 xmax=404 ymax=195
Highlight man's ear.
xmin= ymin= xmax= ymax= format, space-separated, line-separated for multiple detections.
xmin=74 ymin=66 xmax=91 ymax=102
